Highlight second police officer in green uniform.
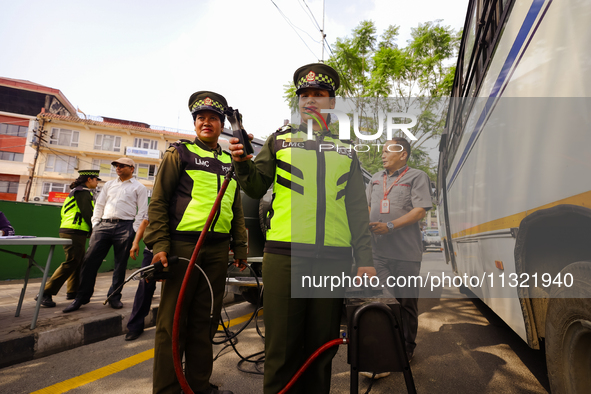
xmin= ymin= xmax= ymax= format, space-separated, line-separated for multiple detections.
xmin=144 ymin=91 xmax=247 ymax=394
xmin=37 ymin=169 xmax=100 ymax=307
xmin=230 ymin=63 xmax=376 ymax=393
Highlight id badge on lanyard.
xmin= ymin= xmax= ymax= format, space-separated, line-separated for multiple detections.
xmin=381 ymin=167 xmax=409 ymax=214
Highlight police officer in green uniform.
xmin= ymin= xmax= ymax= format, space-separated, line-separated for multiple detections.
xmin=230 ymin=63 xmax=376 ymax=393
xmin=38 ymin=169 xmax=100 ymax=307
xmin=144 ymin=91 xmax=247 ymax=394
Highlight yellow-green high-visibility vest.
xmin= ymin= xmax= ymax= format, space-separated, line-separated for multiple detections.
xmin=265 ymin=127 xmax=355 ymax=259
xmin=60 ymin=187 xmax=94 ymax=232
xmin=169 ymin=141 xmax=237 ymax=242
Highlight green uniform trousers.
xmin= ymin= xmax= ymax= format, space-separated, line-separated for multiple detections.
xmin=44 ymin=233 xmax=87 ymax=296
xmin=153 ymin=239 xmax=229 ymax=394
xmin=263 ymin=253 xmax=351 ymax=394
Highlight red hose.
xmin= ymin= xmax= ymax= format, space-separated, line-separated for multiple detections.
xmin=278 ymin=337 xmax=349 ymax=394
xmin=172 ymin=174 xmax=233 ymax=394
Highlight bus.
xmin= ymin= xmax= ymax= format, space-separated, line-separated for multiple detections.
xmin=437 ymin=0 xmax=591 ymax=393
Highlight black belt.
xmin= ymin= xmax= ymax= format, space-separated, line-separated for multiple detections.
xmin=101 ymin=218 xmax=133 ymax=223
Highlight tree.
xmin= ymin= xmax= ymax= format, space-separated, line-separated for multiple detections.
xmin=283 ymin=20 xmax=461 ymax=180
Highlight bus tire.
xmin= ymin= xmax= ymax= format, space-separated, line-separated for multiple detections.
xmin=545 ymin=261 xmax=591 ymax=394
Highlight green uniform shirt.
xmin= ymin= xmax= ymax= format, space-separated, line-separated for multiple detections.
xmin=234 ymin=125 xmax=373 ymax=267
xmin=144 ymin=138 xmax=248 ymax=259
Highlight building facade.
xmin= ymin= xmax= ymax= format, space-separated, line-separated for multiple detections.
xmin=1 ymin=76 xmax=265 ymax=203
xmin=0 ymin=77 xmax=77 ymax=202
xmin=30 ymin=112 xmax=195 ymax=203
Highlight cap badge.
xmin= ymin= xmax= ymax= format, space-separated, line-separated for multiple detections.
xmin=204 ymin=97 xmax=213 ymax=106
xmin=306 ymin=71 xmax=316 ymax=82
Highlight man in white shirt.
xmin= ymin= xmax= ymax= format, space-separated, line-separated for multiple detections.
xmin=63 ymin=157 xmax=148 ymax=312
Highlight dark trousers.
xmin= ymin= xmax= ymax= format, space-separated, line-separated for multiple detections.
xmin=44 ymin=233 xmax=87 ymax=296
xmin=263 ymin=253 xmax=349 ymax=394
xmin=153 ymin=239 xmax=229 ymax=394
xmin=77 ymin=221 xmax=135 ymax=304
xmin=127 ymin=249 xmax=156 ymax=333
xmin=374 ymin=256 xmax=421 ymax=354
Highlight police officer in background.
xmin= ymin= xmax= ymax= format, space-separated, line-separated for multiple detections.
xmin=144 ymin=91 xmax=247 ymax=394
xmin=37 ymin=169 xmax=100 ymax=307
xmin=230 ymin=63 xmax=375 ymax=393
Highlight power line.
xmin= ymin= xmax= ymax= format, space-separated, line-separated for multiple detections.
xmin=298 ymin=0 xmax=321 ymax=31
xmin=298 ymin=0 xmax=332 ymax=61
xmin=269 ymin=0 xmax=320 ymax=59
xmin=324 ymin=37 xmax=334 ymax=56
xmin=269 ymin=0 xmax=321 ymax=42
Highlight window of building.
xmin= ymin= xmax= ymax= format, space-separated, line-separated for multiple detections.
xmin=94 ymin=134 xmax=121 ymax=152
xmin=92 ymin=159 xmax=118 ymax=177
xmin=45 ymin=154 xmax=77 ymax=173
xmin=0 ymin=181 xmax=19 ymax=194
xmin=134 ymin=138 xmax=158 ymax=150
xmin=42 ymin=182 xmax=69 ymax=196
xmin=134 ymin=163 xmax=157 ymax=180
xmin=49 ymin=128 xmax=79 ymax=147
xmin=0 ymin=123 xmax=28 ymax=137
xmin=0 ymin=151 xmax=24 ymax=162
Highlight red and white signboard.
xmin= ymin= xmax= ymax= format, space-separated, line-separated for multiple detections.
xmin=48 ymin=192 xmax=69 ymax=203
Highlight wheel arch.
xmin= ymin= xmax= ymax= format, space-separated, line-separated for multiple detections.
xmin=514 ymin=204 xmax=591 ymax=348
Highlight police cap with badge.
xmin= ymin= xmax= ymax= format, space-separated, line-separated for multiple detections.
xmin=78 ymin=169 xmax=101 ymax=181
xmin=293 ymin=63 xmax=340 ymax=95
xmin=188 ymin=91 xmax=228 ymax=122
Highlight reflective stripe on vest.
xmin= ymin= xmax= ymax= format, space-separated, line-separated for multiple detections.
xmin=267 ymin=129 xmax=353 ymax=248
xmin=60 ymin=188 xmax=94 ymax=232
xmin=174 ymin=142 xmax=236 ymax=234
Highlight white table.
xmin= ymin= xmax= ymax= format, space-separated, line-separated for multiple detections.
xmin=0 ymin=237 xmax=72 ymax=329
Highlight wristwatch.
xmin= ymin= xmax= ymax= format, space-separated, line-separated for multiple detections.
xmin=387 ymin=221 xmax=394 ymax=232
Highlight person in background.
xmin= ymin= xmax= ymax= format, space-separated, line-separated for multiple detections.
xmin=124 ymin=216 xmax=154 ymax=341
xmin=0 ymin=211 xmax=15 ymax=236
xmin=36 ymin=169 xmax=100 ymax=307
xmin=366 ymin=138 xmax=433 ymax=368
xmin=63 ymin=158 xmax=148 ymax=312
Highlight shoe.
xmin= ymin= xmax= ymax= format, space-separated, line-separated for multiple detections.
xmin=66 ymin=292 xmax=77 ymax=300
xmin=125 ymin=330 xmax=142 ymax=341
xmin=109 ymin=300 xmax=123 ymax=309
xmin=192 ymin=384 xmax=233 ymax=394
xmin=359 ymin=371 xmax=391 ymax=379
xmin=63 ymin=299 xmax=82 ymax=313
xmin=195 ymin=388 xmax=233 ymax=394
xmin=35 ymin=294 xmax=56 ymax=308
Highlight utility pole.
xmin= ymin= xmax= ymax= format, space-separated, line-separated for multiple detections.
xmin=320 ymin=0 xmax=326 ymax=61
xmin=24 ymin=116 xmax=47 ymax=202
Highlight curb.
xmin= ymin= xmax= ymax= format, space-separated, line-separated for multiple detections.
xmin=0 ymin=306 xmax=158 ymax=369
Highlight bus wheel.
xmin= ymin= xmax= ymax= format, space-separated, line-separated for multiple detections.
xmin=545 ymin=261 xmax=591 ymax=394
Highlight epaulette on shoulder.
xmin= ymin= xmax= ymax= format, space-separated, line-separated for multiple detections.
xmin=275 ymin=124 xmax=293 ymax=135
xmin=169 ymin=139 xmax=193 ymax=149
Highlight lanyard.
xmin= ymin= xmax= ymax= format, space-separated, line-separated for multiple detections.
xmin=383 ymin=167 xmax=409 ymax=200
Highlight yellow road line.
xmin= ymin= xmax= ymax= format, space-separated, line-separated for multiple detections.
xmin=31 ymin=349 xmax=154 ymax=394
xmin=218 ymin=308 xmax=263 ymax=331
xmin=451 ymin=191 xmax=591 ymax=239
xmin=33 ymin=308 xmax=262 ymax=394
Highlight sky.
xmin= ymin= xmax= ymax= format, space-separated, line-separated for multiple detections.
xmin=0 ymin=0 xmax=469 ymax=141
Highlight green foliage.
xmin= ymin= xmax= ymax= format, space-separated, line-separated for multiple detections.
xmin=282 ymin=19 xmax=461 ymax=178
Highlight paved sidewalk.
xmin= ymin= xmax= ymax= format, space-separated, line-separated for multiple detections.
xmin=0 ymin=269 xmax=162 ymax=368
